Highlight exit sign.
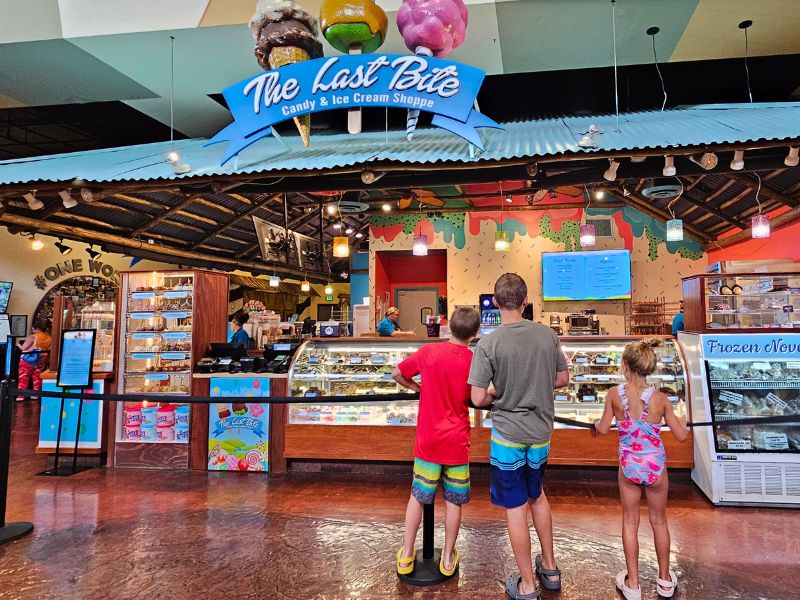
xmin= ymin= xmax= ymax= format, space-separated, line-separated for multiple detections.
xmin=325 ymin=295 xmax=333 ymax=301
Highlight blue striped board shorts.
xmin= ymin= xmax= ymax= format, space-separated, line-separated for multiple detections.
xmin=411 ymin=458 xmax=471 ymax=505
xmin=490 ymin=430 xmax=550 ymax=509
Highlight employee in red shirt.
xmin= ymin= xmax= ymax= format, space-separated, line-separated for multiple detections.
xmin=392 ymin=307 xmax=481 ymax=578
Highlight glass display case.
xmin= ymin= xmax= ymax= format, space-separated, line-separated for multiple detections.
xmin=482 ymin=336 xmax=688 ymax=429
xmin=79 ymin=301 xmax=116 ymax=372
xmin=288 ymin=338 xmax=476 ymax=426
xmin=683 ymin=273 xmax=800 ymax=332
xmin=115 ymin=271 xmax=195 ymax=444
xmin=708 ymin=359 xmax=800 ymax=452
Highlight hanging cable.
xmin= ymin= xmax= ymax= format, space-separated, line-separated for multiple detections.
xmin=647 ymin=27 xmax=667 ymax=112
xmin=666 ymin=176 xmax=684 ymax=218
xmin=611 ymin=0 xmax=620 ymax=130
xmin=739 ymin=20 xmax=754 ymax=103
xmin=753 ymin=172 xmax=762 ymax=213
xmin=170 ymin=35 xmax=175 ymax=149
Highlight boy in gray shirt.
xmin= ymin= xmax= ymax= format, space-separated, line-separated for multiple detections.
xmin=469 ymin=273 xmax=568 ymax=600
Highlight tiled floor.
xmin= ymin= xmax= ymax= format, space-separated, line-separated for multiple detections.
xmin=2 ymin=401 xmax=799 ymax=599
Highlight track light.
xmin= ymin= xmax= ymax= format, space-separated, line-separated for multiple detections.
xmin=86 ymin=246 xmax=101 ymax=260
xmin=622 ymin=186 xmax=631 ymax=197
xmin=689 ymin=152 xmax=718 ymax=170
xmin=269 ymin=274 xmax=280 ymax=287
xmin=340 ymin=271 xmax=349 ymax=280
xmin=355 ymin=232 xmax=364 ymax=239
xmin=55 ymin=239 xmax=73 ymax=256
xmin=361 ymin=170 xmax=385 ymax=184
xmin=785 ymin=147 xmax=799 ymax=167
xmin=80 ymin=188 xmax=95 ymax=202
xmin=594 ymin=189 xmax=606 ymax=200
xmin=326 ymin=204 xmax=336 ymax=215
xmin=526 ymin=162 xmax=539 ymax=177
xmin=603 ymin=159 xmax=620 ymax=182
xmin=345 ymin=227 xmax=354 ymax=234
xmin=23 ymin=192 xmax=44 ymax=210
xmin=730 ymin=150 xmax=745 ymax=170
xmin=578 ymin=124 xmax=599 ymax=148
xmin=30 ymin=235 xmax=44 ymax=251
xmin=58 ymin=190 xmax=78 ymax=209
xmin=630 ymin=155 xmax=646 ymax=163
xmin=332 ymin=222 xmax=341 ymax=230
xmin=662 ymin=156 xmax=676 ymax=177
xmin=505 ymin=196 xmax=513 ymax=203
xmin=382 ymin=203 xmax=392 ymax=212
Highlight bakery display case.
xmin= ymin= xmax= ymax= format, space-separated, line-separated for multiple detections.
xmin=680 ymin=332 xmax=800 ymax=505
xmin=682 ymin=273 xmax=800 ymax=333
xmin=112 ymin=270 xmax=228 ymax=469
xmin=79 ymin=301 xmax=116 ymax=372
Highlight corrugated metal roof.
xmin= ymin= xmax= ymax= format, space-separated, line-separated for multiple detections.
xmin=0 ymin=102 xmax=798 ymax=186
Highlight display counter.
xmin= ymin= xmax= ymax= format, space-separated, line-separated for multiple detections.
xmin=281 ymin=336 xmax=693 ymax=468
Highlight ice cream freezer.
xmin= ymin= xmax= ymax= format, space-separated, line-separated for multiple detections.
xmin=279 ymin=336 xmax=693 ymax=468
xmin=679 ymin=332 xmax=800 ymax=506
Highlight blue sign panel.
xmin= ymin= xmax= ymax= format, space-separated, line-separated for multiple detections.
xmin=208 ymin=54 xmax=502 ymax=163
xmin=39 ymin=379 xmax=104 ymax=449
xmin=701 ymin=334 xmax=800 ymax=360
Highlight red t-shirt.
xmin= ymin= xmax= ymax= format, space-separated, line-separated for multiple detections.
xmin=398 ymin=342 xmax=473 ymax=465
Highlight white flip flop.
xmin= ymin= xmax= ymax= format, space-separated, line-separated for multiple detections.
xmin=615 ymin=571 xmax=642 ymax=600
xmin=656 ymin=570 xmax=678 ymax=598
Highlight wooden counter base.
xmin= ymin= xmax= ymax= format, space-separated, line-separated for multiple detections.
xmin=284 ymin=425 xmax=693 ymax=468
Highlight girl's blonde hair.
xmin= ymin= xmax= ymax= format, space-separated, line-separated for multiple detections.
xmin=622 ymin=338 xmax=663 ymax=378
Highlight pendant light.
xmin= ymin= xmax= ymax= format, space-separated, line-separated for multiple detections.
xmin=412 ymin=204 xmax=428 ymax=256
xmin=750 ymin=173 xmax=770 ymax=239
xmin=495 ymin=182 xmax=510 ymax=252
xmin=579 ymin=186 xmax=596 ymax=247
xmin=269 ymin=273 xmax=280 ymax=287
xmin=324 ymin=282 xmax=333 ymax=295
xmin=331 ymin=192 xmax=350 ymax=257
xmin=665 ymin=177 xmax=684 ymax=242
xmin=300 ymin=275 xmax=311 ymax=292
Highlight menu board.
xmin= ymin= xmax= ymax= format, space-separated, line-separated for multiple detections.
xmin=542 ymin=250 xmax=632 ymax=301
xmin=57 ymin=329 xmax=96 ymax=388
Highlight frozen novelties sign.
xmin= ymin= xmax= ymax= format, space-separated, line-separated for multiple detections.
xmin=208 ymin=53 xmax=501 ymax=164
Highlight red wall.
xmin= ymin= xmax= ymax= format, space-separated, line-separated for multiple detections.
xmin=708 ymin=218 xmax=800 ymax=264
xmin=375 ymin=251 xmax=447 ymax=306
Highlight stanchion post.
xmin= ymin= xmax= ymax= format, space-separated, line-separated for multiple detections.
xmin=0 ymin=379 xmax=34 ymax=543
xmin=397 ymin=498 xmax=456 ymax=587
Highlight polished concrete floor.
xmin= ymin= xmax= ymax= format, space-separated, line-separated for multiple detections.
xmin=3 ymin=401 xmax=799 ymax=600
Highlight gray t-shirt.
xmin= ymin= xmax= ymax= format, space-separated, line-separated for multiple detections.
xmin=468 ymin=320 xmax=568 ymax=445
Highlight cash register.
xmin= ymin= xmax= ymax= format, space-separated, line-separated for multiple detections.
xmin=264 ymin=341 xmax=301 ymax=373
xmin=195 ymin=343 xmax=248 ymax=374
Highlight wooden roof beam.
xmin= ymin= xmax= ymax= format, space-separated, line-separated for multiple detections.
xmin=189 ymin=193 xmax=282 ymax=250
xmin=727 ymin=173 xmax=799 ymax=208
xmin=706 ymin=205 xmax=800 ymax=250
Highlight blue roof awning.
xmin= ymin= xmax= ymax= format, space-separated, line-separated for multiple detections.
xmin=0 ymin=102 xmax=798 ymax=186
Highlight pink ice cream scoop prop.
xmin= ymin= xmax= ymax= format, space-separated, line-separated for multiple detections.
xmin=397 ymin=0 xmax=468 ymax=141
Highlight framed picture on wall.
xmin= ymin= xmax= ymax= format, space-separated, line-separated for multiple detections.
xmin=9 ymin=315 xmax=27 ymax=337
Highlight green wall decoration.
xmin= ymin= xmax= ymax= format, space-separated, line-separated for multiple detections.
xmin=539 ymin=214 xmax=583 ymax=251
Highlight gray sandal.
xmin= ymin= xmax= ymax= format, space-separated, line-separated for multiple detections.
xmin=535 ymin=554 xmax=562 ymax=591
xmin=505 ymin=573 xmax=541 ymax=600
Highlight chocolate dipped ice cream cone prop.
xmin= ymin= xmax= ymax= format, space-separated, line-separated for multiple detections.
xmin=250 ymin=0 xmax=324 ymax=146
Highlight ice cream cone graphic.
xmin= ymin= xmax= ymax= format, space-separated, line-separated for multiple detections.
xmin=250 ymin=0 xmax=323 ymax=147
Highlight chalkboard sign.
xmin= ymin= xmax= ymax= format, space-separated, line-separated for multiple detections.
xmin=57 ymin=329 xmax=96 ymax=389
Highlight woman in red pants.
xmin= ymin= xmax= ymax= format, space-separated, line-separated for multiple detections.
xmin=17 ymin=320 xmax=52 ymax=401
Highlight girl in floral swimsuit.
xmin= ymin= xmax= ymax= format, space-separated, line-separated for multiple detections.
xmin=593 ymin=339 xmax=689 ymax=600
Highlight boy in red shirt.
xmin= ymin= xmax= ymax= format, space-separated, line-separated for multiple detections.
xmin=392 ymin=307 xmax=481 ymax=577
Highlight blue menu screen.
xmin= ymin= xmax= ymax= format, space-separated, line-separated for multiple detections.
xmin=542 ymin=250 xmax=632 ymax=301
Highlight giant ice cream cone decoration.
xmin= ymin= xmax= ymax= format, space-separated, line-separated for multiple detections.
xmin=397 ymin=0 xmax=468 ymax=141
xmin=250 ymin=0 xmax=324 ymax=146
xmin=320 ymin=0 xmax=388 ymax=134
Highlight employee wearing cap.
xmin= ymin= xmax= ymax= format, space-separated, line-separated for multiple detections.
xmin=377 ymin=306 xmax=406 ymax=337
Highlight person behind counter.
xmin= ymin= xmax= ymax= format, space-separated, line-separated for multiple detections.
xmin=17 ymin=319 xmax=52 ymax=402
xmin=671 ymin=301 xmax=685 ymax=337
xmin=377 ymin=306 xmax=413 ymax=337
xmin=230 ymin=311 xmax=251 ymax=348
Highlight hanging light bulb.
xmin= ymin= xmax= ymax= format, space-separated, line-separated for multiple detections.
xmin=730 ymin=150 xmax=745 ymax=170
xmin=594 ymin=189 xmax=606 ymax=200
xmin=355 ymin=232 xmax=364 ymax=239
xmin=269 ymin=274 xmax=280 ymax=287
xmin=333 ymin=236 xmax=350 ymax=257
xmin=666 ymin=219 xmax=684 ymax=241
xmin=751 ymin=214 xmax=770 ymax=238
xmin=324 ymin=282 xmax=334 ymax=295
xmin=662 ymin=156 xmax=676 ymax=176
xmin=301 ymin=279 xmax=311 ymax=292
xmin=30 ymin=235 xmax=44 ymax=251
xmin=579 ymin=223 xmax=597 ymax=247
xmin=785 ymin=147 xmax=800 ymax=167
xmin=494 ymin=230 xmax=510 ymax=252
xmin=345 ymin=227 xmax=354 ymax=235
xmin=382 ymin=203 xmax=392 ymax=212
xmin=412 ymin=234 xmax=428 ymax=256
xmin=332 ymin=222 xmax=341 ymax=230
xmin=603 ymin=159 xmax=620 ymax=181
xmin=326 ymin=204 xmax=336 ymax=215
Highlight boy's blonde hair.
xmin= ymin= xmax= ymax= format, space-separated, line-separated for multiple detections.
xmin=622 ymin=338 xmax=663 ymax=378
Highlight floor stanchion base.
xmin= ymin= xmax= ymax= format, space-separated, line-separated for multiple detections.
xmin=37 ymin=466 xmax=93 ymax=477
xmin=397 ymin=548 xmax=457 ymax=587
xmin=0 ymin=522 xmax=34 ymax=544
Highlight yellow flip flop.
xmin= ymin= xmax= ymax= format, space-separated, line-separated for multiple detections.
xmin=439 ymin=547 xmax=459 ymax=576
xmin=397 ymin=548 xmax=415 ymax=575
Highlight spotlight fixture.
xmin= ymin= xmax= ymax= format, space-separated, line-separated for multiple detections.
xmin=603 ymin=159 xmax=620 ymax=182
xmin=578 ymin=124 xmax=599 ymax=148
xmin=327 ymin=204 xmax=336 ymax=215
xmin=58 ymin=189 xmax=78 ymax=209
xmin=324 ymin=282 xmax=334 ymax=295
xmin=332 ymin=222 xmax=342 ymax=230
xmin=751 ymin=213 xmax=770 ymax=238
xmin=361 ymin=170 xmax=385 ymax=184
xmin=382 ymin=203 xmax=392 ymax=212
xmin=412 ymin=234 xmax=429 ymax=256
xmin=630 ymin=155 xmax=647 ymax=163
xmin=526 ymin=162 xmax=539 ymax=177
xmin=662 ymin=156 xmax=676 ymax=177
xmin=785 ymin=147 xmax=800 ymax=167
xmin=333 ymin=236 xmax=350 ymax=258
xmin=345 ymin=227 xmax=354 ymax=234
xmin=579 ymin=223 xmax=596 ymax=247
xmin=689 ymin=152 xmax=718 ymax=170
xmin=622 ymin=186 xmax=631 ymax=197
xmin=80 ymin=188 xmax=95 ymax=202
xmin=340 ymin=271 xmax=349 ymax=280
xmin=55 ymin=239 xmax=73 ymax=256
xmin=30 ymin=235 xmax=44 ymax=251
xmin=269 ymin=274 xmax=280 ymax=287
xmin=23 ymin=191 xmax=44 ymax=210
xmin=355 ymin=232 xmax=364 ymax=239
xmin=172 ymin=163 xmax=191 ymax=175
xmin=301 ymin=279 xmax=311 ymax=292
xmin=505 ymin=195 xmax=513 ymax=203
xmin=730 ymin=150 xmax=745 ymax=170
xmin=594 ymin=189 xmax=606 ymax=200
xmin=86 ymin=246 xmax=102 ymax=260
xmin=494 ymin=230 xmax=510 ymax=252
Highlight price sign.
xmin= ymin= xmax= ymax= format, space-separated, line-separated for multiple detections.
xmin=668 ymin=396 xmax=680 ymax=403
xmin=763 ymin=433 xmax=789 ymax=451
xmin=161 ymin=353 xmax=187 ymax=361
xmin=575 ymin=357 xmax=589 ymax=364
xmin=555 ymin=395 xmax=569 ymax=402
xmin=727 ymin=440 xmax=752 ymax=450
xmin=131 ymin=292 xmax=156 ymax=300
xmin=719 ymin=390 xmax=744 ymax=406
xmin=162 ymin=331 xmax=188 ymax=339
xmin=132 ymin=332 xmax=156 ymax=340
xmin=162 ymin=311 xmax=189 ymax=320
xmin=661 ymin=356 xmax=674 ymax=364
xmin=349 ymin=357 xmax=363 ymax=364
xmin=766 ymin=392 xmax=789 ymax=411
xmin=580 ymin=395 xmax=597 ymax=402
xmin=752 ymin=362 xmax=771 ymax=370
xmin=596 ymin=375 xmax=612 ymax=381
xmin=57 ymin=329 xmax=96 ymax=388
xmin=163 ymin=291 xmax=189 ymax=299
xmin=575 ymin=375 xmax=587 ymax=382
xmin=130 ymin=312 xmax=155 ymax=320
xmin=594 ymin=356 xmax=610 ymax=365
xmin=131 ymin=353 xmax=155 ymax=360
xmin=786 ymin=361 xmax=800 ymax=369
xmin=144 ymin=373 xmax=169 ymax=381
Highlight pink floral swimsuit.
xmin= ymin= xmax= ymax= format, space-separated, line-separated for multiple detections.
xmin=617 ymin=385 xmax=666 ymax=486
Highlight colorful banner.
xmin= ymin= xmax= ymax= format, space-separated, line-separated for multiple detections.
xmin=208 ymin=377 xmax=271 ymax=472
xmin=701 ymin=334 xmax=800 ymax=359
xmin=208 ymin=54 xmax=502 ymax=163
